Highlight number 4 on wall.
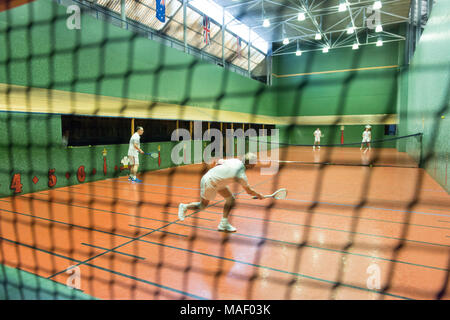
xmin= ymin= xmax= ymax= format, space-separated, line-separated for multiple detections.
xmin=10 ymin=173 xmax=23 ymax=193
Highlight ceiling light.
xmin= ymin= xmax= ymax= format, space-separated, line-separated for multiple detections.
xmin=315 ymin=33 xmax=322 ymax=40
xmin=298 ymin=12 xmax=306 ymax=21
xmin=263 ymin=18 xmax=270 ymax=27
xmin=339 ymin=2 xmax=347 ymax=12
xmin=352 ymin=43 xmax=359 ymax=50
xmin=347 ymin=26 xmax=354 ymax=34
xmin=322 ymin=47 xmax=329 ymax=53
xmin=373 ymin=1 xmax=382 ymax=10
xmin=296 ymin=50 xmax=302 ymax=56
xmin=376 ymin=38 xmax=383 ymax=46
xmin=375 ymin=25 xmax=383 ymax=32
xmin=283 ymin=37 xmax=289 ymax=45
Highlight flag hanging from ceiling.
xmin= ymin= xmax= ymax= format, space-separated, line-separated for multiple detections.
xmin=237 ymin=36 xmax=242 ymax=58
xmin=202 ymin=14 xmax=211 ymax=45
xmin=156 ymin=0 xmax=165 ymax=23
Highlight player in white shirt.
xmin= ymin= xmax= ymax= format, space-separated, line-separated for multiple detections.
xmin=313 ymin=128 xmax=322 ymax=150
xmin=360 ymin=127 xmax=372 ymax=152
xmin=128 ymin=126 xmax=145 ymax=182
xmin=178 ymin=153 xmax=264 ymax=232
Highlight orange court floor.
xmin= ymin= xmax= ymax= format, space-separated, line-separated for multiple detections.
xmin=0 ymin=146 xmax=449 ymax=300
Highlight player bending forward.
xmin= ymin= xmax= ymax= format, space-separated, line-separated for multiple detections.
xmin=178 ymin=153 xmax=264 ymax=232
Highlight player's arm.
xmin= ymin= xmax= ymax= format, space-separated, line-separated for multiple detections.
xmin=206 ymin=158 xmax=224 ymax=169
xmin=239 ymin=178 xmax=264 ymax=199
xmin=134 ymin=142 xmax=144 ymax=154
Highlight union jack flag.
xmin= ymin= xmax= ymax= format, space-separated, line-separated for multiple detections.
xmin=202 ymin=14 xmax=211 ymax=45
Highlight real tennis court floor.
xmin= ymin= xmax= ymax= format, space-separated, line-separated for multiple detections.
xmin=0 ymin=147 xmax=449 ymax=300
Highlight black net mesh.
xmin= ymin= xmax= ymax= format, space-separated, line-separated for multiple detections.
xmin=0 ymin=0 xmax=449 ymax=302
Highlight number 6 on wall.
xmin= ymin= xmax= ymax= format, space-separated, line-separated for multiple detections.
xmin=77 ymin=165 xmax=86 ymax=183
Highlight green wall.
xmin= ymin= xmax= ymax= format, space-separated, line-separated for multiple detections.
xmin=0 ymin=111 xmax=271 ymax=198
xmin=272 ymin=39 xmax=403 ymax=146
xmin=272 ymin=41 xmax=401 ymax=117
xmin=0 ymin=0 xmax=278 ymax=197
xmin=277 ymin=124 xmax=396 ymax=148
xmin=0 ymin=111 xmax=186 ymax=197
xmin=0 ymin=0 xmax=277 ymax=116
xmin=398 ymin=0 xmax=450 ymax=191
xmin=0 ymin=263 xmax=95 ymax=299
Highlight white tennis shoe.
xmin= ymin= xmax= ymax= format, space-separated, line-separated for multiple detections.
xmin=178 ymin=203 xmax=187 ymax=221
xmin=218 ymin=221 xmax=236 ymax=232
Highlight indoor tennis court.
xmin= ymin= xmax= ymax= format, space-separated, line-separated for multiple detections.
xmin=0 ymin=0 xmax=449 ymax=302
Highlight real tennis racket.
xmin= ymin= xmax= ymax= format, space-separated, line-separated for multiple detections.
xmin=252 ymin=188 xmax=287 ymax=199
xmin=144 ymin=152 xmax=158 ymax=159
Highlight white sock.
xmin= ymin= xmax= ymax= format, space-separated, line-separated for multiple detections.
xmin=221 ymin=217 xmax=228 ymax=224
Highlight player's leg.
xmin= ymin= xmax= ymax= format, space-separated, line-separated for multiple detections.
xmin=217 ymin=187 xmax=236 ymax=232
xmin=132 ymin=164 xmax=142 ymax=182
xmin=178 ymin=176 xmax=212 ymax=221
xmin=128 ymin=156 xmax=136 ymax=180
xmin=178 ymin=198 xmax=209 ymax=221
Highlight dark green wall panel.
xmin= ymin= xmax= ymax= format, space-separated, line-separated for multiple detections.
xmin=398 ymin=0 xmax=450 ymax=192
xmin=0 ymin=0 xmax=277 ymax=116
xmin=273 ymin=41 xmax=401 ymax=117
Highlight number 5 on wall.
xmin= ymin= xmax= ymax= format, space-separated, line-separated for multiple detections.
xmin=48 ymin=169 xmax=57 ymax=188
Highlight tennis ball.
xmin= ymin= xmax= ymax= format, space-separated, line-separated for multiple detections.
xmin=441 ymin=115 xmax=445 ymax=119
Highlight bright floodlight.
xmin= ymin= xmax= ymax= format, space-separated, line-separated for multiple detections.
xmin=263 ymin=19 xmax=270 ymax=28
xmin=283 ymin=37 xmax=289 ymax=45
xmin=347 ymin=26 xmax=354 ymax=34
xmin=373 ymin=1 xmax=382 ymax=10
xmin=322 ymin=47 xmax=329 ymax=53
xmin=376 ymin=39 xmax=383 ymax=46
xmin=376 ymin=25 xmax=383 ymax=32
xmin=296 ymin=50 xmax=302 ymax=56
xmin=339 ymin=3 xmax=347 ymax=12
xmin=315 ymin=33 xmax=322 ymax=40
xmin=352 ymin=43 xmax=359 ymax=50
xmin=298 ymin=12 xmax=306 ymax=21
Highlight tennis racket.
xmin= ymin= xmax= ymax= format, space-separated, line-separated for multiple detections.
xmin=252 ymin=188 xmax=287 ymax=199
xmin=144 ymin=152 xmax=158 ymax=159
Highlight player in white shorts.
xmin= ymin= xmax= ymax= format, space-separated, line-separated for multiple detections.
xmin=178 ymin=153 xmax=264 ymax=232
xmin=313 ymin=128 xmax=322 ymax=150
xmin=128 ymin=126 xmax=145 ymax=182
xmin=360 ymin=127 xmax=371 ymax=152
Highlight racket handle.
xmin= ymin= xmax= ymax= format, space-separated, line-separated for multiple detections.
xmin=252 ymin=195 xmax=269 ymax=199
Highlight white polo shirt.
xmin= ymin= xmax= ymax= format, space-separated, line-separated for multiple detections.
xmin=314 ymin=129 xmax=321 ymax=141
xmin=128 ymin=132 xmax=140 ymax=157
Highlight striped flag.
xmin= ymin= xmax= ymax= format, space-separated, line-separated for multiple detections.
xmin=202 ymin=14 xmax=211 ymax=45
xmin=156 ymin=0 xmax=165 ymax=23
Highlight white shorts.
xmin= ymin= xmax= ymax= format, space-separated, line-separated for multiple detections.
xmin=314 ymin=138 xmax=320 ymax=143
xmin=200 ymin=176 xmax=217 ymax=201
xmin=128 ymin=155 xmax=139 ymax=166
xmin=362 ymin=138 xmax=371 ymax=143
